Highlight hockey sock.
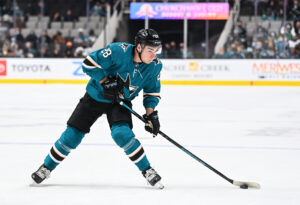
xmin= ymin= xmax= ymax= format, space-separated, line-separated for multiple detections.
xmin=111 ymin=122 xmax=150 ymax=171
xmin=123 ymin=138 xmax=150 ymax=171
xmin=44 ymin=126 xmax=85 ymax=170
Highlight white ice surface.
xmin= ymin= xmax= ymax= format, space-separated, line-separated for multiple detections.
xmin=1 ymin=84 xmax=300 ymax=205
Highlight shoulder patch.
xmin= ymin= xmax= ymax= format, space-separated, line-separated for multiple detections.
xmin=120 ymin=43 xmax=129 ymax=52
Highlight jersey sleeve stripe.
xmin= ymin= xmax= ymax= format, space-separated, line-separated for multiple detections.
xmin=82 ymin=61 xmax=97 ymax=69
xmin=83 ymin=58 xmax=94 ymax=66
xmin=86 ymin=55 xmax=102 ymax=68
xmin=143 ymin=92 xmax=161 ymax=99
xmin=143 ymin=92 xmax=160 ymax=95
xmin=143 ymin=94 xmax=161 ymax=99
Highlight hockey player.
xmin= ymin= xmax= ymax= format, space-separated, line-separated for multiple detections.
xmin=31 ymin=28 xmax=164 ymax=189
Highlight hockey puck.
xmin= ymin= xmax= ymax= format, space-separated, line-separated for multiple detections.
xmin=240 ymin=184 xmax=248 ymax=189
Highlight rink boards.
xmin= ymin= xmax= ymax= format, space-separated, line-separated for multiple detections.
xmin=0 ymin=58 xmax=300 ymax=86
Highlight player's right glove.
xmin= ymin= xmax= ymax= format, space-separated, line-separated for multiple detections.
xmin=143 ymin=111 xmax=160 ymax=137
xmin=102 ymin=76 xmax=123 ymax=103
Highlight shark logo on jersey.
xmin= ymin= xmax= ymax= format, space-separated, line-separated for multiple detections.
xmin=117 ymin=73 xmax=138 ymax=98
xmin=120 ymin=44 xmax=129 ymax=52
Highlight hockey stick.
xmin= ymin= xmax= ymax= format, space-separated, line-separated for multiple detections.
xmin=120 ymin=102 xmax=261 ymax=189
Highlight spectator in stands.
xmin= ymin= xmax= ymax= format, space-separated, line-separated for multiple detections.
xmin=275 ymin=34 xmax=290 ymax=58
xmin=87 ymin=29 xmax=97 ymax=47
xmin=25 ymin=30 xmax=38 ymax=49
xmin=291 ymin=42 xmax=300 ymax=58
xmin=256 ymin=22 xmax=268 ymax=40
xmin=236 ymin=44 xmax=246 ymax=58
xmin=52 ymin=31 xmax=66 ymax=56
xmin=74 ymin=41 xmax=92 ymax=58
xmin=237 ymin=20 xmax=247 ymax=38
xmin=39 ymin=30 xmax=52 ymax=46
xmin=213 ymin=47 xmax=226 ymax=58
xmin=268 ymin=0 xmax=278 ymax=13
xmin=294 ymin=19 xmax=300 ymax=35
xmin=0 ymin=42 xmax=10 ymax=57
xmin=253 ymin=40 xmax=264 ymax=58
xmin=225 ymin=40 xmax=239 ymax=58
xmin=168 ymin=41 xmax=179 ymax=58
xmin=23 ymin=41 xmax=36 ymax=57
xmin=261 ymin=8 xmax=276 ymax=21
xmin=232 ymin=20 xmax=247 ymax=46
xmin=2 ymin=14 xmax=13 ymax=29
xmin=64 ymin=9 xmax=75 ymax=22
xmin=7 ymin=48 xmax=15 ymax=57
xmin=245 ymin=47 xmax=254 ymax=58
xmin=52 ymin=47 xmax=62 ymax=57
xmin=277 ymin=8 xmax=285 ymax=19
xmin=291 ymin=0 xmax=300 ymax=13
xmin=40 ymin=45 xmax=53 ymax=57
xmin=0 ymin=35 xmax=9 ymax=49
xmin=90 ymin=1 xmax=106 ymax=17
xmin=53 ymin=31 xmax=66 ymax=46
xmin=74 ymin=46 xmax=84 ymax=57
xmin=65 ymin=40 xmax=73 ymax=57
xmin=178 ymin=42 xmax=193 ymax=58
xmin=289 ymin=34 xmax=300 ymax=50
xmin=15 ymin=12 xmax=25 ymax=29
xmin=280 ymin=22 xmax=295 ymax=40
xmin=14 ymin=28 xmax=25 ymax=46
xmin=265 ymin=36 xmax=276 ymax=58
xmin=270 ymin=31 xmax=277 ymax=39
xmin=162 ymin=42 xmax=170 ymax=58
xmin=13 ymin=43 xmax=24 ymax=57
xmin=51 ymin=11 xmax=62 ymax=22
xmin=227 ymin=42 xmax=245 ymax=59
xmin=73 ymin=28 xmax=87 ymax=45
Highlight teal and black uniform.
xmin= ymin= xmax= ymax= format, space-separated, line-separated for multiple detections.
xmin=82 ymin=42 xmax=162 ymax=108
xmin=44 ymin=42 xmax=163 ymax=173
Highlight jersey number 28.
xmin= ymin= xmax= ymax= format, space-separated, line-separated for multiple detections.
xmin=101 ymin=48 xmax=112 ymax=58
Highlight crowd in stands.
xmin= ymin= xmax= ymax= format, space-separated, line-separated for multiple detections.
xmin=0 ymin=0 xmax=111 ymax=58
xmin=1 ymin=0 xmax=300 ymax=59
xmin=214 ymin=0 xmax=300 ymax=59
xmin=161 ymin=41 xmax=194 ymax=59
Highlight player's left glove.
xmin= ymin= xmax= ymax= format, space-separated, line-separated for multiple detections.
xmin=143 ymin=111 xmax=160 ymax=137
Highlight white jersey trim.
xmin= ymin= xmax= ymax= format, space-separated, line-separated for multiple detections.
xmin=86 ymin=56 xmax=102 ymax=69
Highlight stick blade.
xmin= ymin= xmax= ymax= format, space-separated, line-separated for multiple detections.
xmin=233 ymin=180 xmax=261 ymax=189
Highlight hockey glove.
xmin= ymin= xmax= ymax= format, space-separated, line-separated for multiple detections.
xmin=143 ymin=111 xmax=160 ymax=137
xmin=102 ymin=76 xmax=124 ymax=103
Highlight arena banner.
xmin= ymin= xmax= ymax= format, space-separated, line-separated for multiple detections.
xmin=130 ymin=2 xmax=229 ymax=20
xmin=0 ymin=58 xmax=89 ymax=84
xmin=0 ymin=58 xmax=300 ymax=86
xmin=160 ymin=59 xmax=300 ymax=86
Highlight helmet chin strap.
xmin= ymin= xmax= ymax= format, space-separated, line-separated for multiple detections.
xmin=136 ymin=45 xmax=145 ymax=63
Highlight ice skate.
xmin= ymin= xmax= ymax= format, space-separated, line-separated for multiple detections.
xmin=142 ymin=167 xmax=164 ymax=189
xmin=31 ymin=164 xmax=51 ymax=184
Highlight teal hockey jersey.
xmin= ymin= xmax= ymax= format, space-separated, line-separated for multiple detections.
xmin=81 ymin=42 xmax=162 ymax=109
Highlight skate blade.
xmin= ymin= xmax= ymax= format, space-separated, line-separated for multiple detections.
xmin=154 ymin=181 xmax=164 ymax=189
xmin=29 ymin=179 xmax=40 ymax=187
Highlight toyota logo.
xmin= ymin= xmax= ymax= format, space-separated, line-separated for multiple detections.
xmin=0 ymin=64 xmax=5 ymax=72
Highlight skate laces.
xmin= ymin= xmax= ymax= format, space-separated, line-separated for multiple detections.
xmin=36 ymin=166 xmax=51 ymax=179
xmin=144 ymin=168 xmax=157 ymax=182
